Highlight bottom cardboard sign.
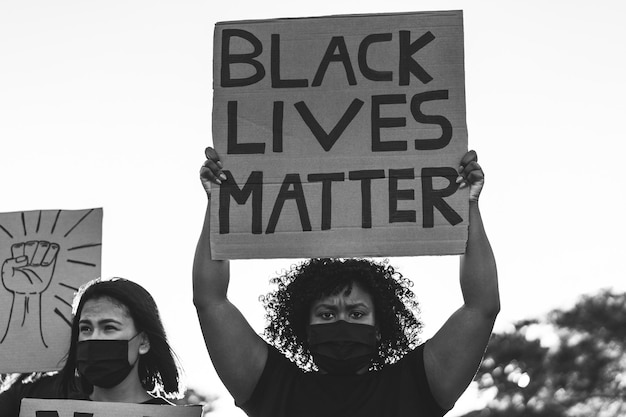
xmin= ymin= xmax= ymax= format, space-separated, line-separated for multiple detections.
xmin=19 ymin=399 xmax=202 ymax=417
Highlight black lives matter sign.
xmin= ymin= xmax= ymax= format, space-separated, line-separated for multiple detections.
xmin=211 ymin=11 xmax=468 ymax=260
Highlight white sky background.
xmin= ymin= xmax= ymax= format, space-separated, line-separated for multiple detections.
xmin=1 ymin=0 xmax=625 ymax=415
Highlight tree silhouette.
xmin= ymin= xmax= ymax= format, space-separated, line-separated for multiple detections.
xmin=461 ymin=289 xmax=626 ymax=417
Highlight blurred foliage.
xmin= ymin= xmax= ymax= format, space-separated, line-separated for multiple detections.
xmin=460 ymin=289 xmax=626 ymax=417
xmin=172 ymin=387 xmax=219 ymax=415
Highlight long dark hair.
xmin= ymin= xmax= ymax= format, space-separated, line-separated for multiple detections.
xmin=262 ymin=258 xmax=423 ymax=371
xmin=60 ymin=278 xmax=182 ymax=398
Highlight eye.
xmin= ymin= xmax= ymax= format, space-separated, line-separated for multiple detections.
xmin=350 ymin=311 xmax=365 ymax=319
xmin=319 ymin=311 xmax=335 ymax=320
xmin=104 ymin=324 xmax=119 ymax=332
xmin=79 ymin=325 xmax=92 ymax=334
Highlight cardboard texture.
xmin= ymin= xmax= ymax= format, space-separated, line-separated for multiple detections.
xmin=19 ymin=399 xmax=202 ymax=417
xmin=0 ymin=208 xmax=102 ymax=373
xmin=212 ymin=11 xmax=468 ymax=260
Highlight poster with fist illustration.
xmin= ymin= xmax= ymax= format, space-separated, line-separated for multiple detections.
xmin=0 ymin=208 xmax=102 ymax=373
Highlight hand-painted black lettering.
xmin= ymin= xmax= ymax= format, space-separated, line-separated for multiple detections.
xmin=271 ymin=34 xmax=309 ymax=88
xmin=411 ymin=90 xmax=452 ymax=150
xmin=221 ymin=29 xmax=265 ymax=87
xmin=421 ymin=167 xmax=462 ymax=228
xmin=371 ymin=94 xmax=407 ymax=152
xmin=294 ymin=99 xmax=364 ymax=152
xmin=312 ymin=36 xmax=357 ymax=87
xmin=219 ymin=170 xmax=263 ymax=234
xmin=389 ymin=169 xmax=416 ymax=223
xmin=348 ymin=170 xmax=385 ymax=229
xmin=227 ymin=101 xmax=266 ymax=154
xmin=266 ymin=174 xmax=312 ymax=234
xmin=308 ymin=173 xmax=345 ymax=230
xmin=273 ymin=101 xmax=284 ymax=152
xmin=358 ymin=33 xmax=393 ymax=82
xmin=399 ymin=31 xmax=435 ymax=86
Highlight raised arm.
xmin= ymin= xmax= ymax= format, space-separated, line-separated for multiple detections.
xmin=424 ymin=150 xmax=500 ymax=410
xmin=193 ymin=147 xmax=267 ymax=404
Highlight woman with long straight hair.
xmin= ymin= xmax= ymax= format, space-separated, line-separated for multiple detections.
xmin=0 ymin=277 xmax=183 ymax=416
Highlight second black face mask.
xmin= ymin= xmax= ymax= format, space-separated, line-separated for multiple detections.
xmin=76 ymin=337 xmax=138 ymax=388
xmin=308 ymin=320 xmax=378 ymax=375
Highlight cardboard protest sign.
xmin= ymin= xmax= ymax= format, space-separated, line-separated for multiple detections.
xmin=212 ymin=10 xmax=468 ymax=259
xmin=0 ymin=208 xmax=102 ymax=373
xmin=19 ymin=399 xmax=202 ymax=417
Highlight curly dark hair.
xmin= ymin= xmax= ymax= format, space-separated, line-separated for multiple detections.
xmin=261 ymin=258 xmax=423 ymax=371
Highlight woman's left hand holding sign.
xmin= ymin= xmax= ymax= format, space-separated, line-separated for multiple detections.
xmin=200 ymin=147 xmax=227 ymax=198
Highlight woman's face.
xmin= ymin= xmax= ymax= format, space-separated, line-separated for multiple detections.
xmin=308 ymin=282 xmax=376 ymax=326
xmin=78 ymin=296 xmax=145 ymax=362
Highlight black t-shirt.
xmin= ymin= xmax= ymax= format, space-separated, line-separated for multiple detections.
xmin=0 ymin=374 xmax=72 ymax=417
xmin=240 ymin=342 xmax=448 ymax=417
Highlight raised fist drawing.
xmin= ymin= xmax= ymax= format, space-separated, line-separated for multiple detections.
xmin=2 ymin=241 xmax=59 ymax=294
xmin=1 ymin=241 xmax=60 ymax=346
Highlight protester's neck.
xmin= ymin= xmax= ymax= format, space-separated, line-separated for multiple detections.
xmin=90 ymin=371 xmax=151 ymax=403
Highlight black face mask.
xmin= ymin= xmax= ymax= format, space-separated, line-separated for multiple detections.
xmin=76 ymin=334 xmax=140 ymax=389
xmin=308 ymin=320 xmax=377 ymax=375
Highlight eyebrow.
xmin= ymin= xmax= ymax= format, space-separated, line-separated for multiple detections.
xmin=78 ymin=318 xmax=123 ymax=325
xmin=313 ymin=302 xmax=371 ymax=310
